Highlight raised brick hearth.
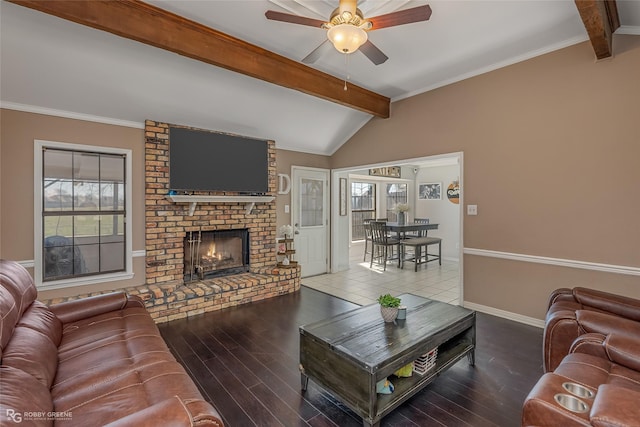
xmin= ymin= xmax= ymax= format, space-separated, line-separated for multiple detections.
xmin=139 ymin=120 xmax=300 ymax=321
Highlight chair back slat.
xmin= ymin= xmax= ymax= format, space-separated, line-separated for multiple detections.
xmin=414 ymin=218 xmax=430 ymax=237
xmin=370 ymin=221 xmax=388 ymax=244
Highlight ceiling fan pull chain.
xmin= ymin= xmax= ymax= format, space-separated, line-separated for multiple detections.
xmin=343 ymin=52 xmax=349 ymax=91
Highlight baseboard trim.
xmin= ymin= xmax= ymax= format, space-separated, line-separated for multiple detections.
xmin=464 ymin=248 xmax=640 ymax=277
xmin=463 ymin=301 xmax=545 ymax=329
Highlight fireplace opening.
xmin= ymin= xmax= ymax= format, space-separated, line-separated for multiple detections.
xmin=184 ymin=229 xmax=249 ymax=282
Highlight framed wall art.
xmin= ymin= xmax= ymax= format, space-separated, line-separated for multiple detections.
xmin=369 ymin=166 xmax=401 ymax=178
xmin=418 ymin=182 xmax=442 ymax=200
xmin=339 ymin=178 xmax=347 ymax=216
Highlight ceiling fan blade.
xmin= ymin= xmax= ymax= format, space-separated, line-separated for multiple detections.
xmin=359 ymin=40 xmax=388 ymax=65
xmin=302 ymin=40 xmax=333 ymax=64
xmin=368 ymin=5 xmax=432 ymax=31
xmin=265 ymin=10 xmax=326 ymax=28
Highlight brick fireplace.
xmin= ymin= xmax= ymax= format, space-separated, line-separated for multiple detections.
xmin=139 ymin=120 xmax=300 ymax=322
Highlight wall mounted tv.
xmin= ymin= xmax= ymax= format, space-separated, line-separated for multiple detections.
xmin=169 ymin=126 xmax=269 ymax=194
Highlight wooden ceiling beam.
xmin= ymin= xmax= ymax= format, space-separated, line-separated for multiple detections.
xmin=574 ymin=0 xmax=620 ymax=60
xmin=7 ymin=0 xmax=390 ymax=118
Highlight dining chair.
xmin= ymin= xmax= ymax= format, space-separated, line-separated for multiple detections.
xmin=369 ymin=221 xmax=400 ymax=271
xmin=404 ymin=217 xmax=430 ymax=239
xmin=400 ymin=234 xmax=442 ymax=271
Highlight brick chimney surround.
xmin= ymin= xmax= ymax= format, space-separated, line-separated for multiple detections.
xmin=138 ymin=120 xmax=301 ymax=322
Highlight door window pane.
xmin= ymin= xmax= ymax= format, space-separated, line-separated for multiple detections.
xmin=300 ymin=178 xmax=323 ymax=227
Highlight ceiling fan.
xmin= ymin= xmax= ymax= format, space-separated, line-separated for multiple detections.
xmin=265 ymin=0 xmax=432 ymax=65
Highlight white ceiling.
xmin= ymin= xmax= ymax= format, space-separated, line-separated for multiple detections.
xmin=1 ymin=1 xmax=639 ymax=155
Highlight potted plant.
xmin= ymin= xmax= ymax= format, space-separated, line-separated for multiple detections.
xmin=394 ymin=203 xmax=410 ymax=225
xmin=378 ymin=293 xmax=402 ymax=322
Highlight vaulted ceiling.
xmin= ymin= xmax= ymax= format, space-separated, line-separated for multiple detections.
xmin=2 ymin=1 xmax=639 ymax=155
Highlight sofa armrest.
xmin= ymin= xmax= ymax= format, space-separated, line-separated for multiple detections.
xmin=590 ymin=384 xmax=640 ymax=427
xmin=569 ymin=333 xmax=609 ymax=360
xmin=49 ymin=292 xmax=144 ymax=324
xmin=543 ymin=309 xmax=581 ymax=372
xmin=573 ymin=287 xmax=640 ymax=322
xmin=103 ymin=396 xmax=224 ymax=427
xmin=548 ymin=288 xmax=573 ymax=309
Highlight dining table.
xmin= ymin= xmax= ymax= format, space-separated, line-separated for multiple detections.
xmin=385 ymin=221 xmax=439 ymax=240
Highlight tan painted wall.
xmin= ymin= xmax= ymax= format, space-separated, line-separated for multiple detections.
xmin=275 ymin=148 xmax=331 ymax=230
xmin=0 ymin=109 xmax=147 ymax=299
xmin=331 ymin=36 xmax=640 ymax=319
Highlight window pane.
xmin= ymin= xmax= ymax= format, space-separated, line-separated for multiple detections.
xmin=115 ymin=183 xmax=125 ymax=210
xmin=351 ymin=182 xmax=375 ymax=210
xmin=74 ymin=215 xmax=99 ymax=237
xmin=386 ymin=183 xmax=408 ymax=221
xmin=43 ymin=234 xmax=83 ymax=279
xmin=101 ymin=242 xmax=125 ymax=271
xmin=44 ymin=149 xmax=73 ymax=179
xmin=101 ymin=154 xmax=125 ymax=182
xmin=44 ymin=179 xmax=73 ymax=212
xmin=44 ymin=216 xmax=72 ymax=239
xmin=73 ymin=152 xmax=99 ymax=181
xmin=100 ymin=214 xmax=125 ymax=238
xmin=79 ymin=244 xmax=100 ymax=274
xmin=74 ymin=182 xmax=100 ymax=211
xmin=100 ymin=182 xmax=114 ymax=210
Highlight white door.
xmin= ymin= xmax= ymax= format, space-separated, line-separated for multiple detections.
xmin=292 ymin=167 xmax=329 ymax=277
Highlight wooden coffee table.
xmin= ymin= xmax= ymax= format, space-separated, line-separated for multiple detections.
xmin=299 ymin=294 xmax=476 ymax=427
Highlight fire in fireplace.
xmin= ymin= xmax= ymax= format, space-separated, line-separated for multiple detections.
xmin=184 ymin=229 xmax=249 ymax=282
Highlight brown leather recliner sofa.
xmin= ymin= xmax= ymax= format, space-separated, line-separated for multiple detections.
xmin=0 ymin=259 xmax=224 ymax=426
xmin=522 ymin=287 xmax=640 ymax=426
xmin=543 ymin=286 xmax=640 ymax=372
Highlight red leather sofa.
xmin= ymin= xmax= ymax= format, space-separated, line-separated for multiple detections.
xmin=0 ymin=259 xmax=224 ymax=426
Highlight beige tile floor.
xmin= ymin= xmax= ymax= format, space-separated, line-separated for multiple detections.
xmin=302 ymin=241 xmax=460 ymax=307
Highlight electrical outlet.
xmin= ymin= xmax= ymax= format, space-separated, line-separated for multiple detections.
xmin=467 ymin=204 xmax=478 ymax=216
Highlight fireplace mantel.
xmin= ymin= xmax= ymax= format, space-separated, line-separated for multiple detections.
xmin=166 ymin=194 xmax=275 ymax=215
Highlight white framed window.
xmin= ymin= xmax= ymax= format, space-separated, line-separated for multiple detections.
xmin=34 ymin=140 xmax=133 ymax=289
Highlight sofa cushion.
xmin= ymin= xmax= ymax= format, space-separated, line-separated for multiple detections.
xmin=51 ymin=305 xmax=210 ymax=425
xmin=0 ymin=365 xmax=54 ymax=427
xmin=52 ymin=360 xmax=208 ymax=426
xmin=590 ymin=384 xmax=640 ymax=427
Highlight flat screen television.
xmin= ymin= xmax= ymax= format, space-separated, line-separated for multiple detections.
xmin=169 ymin=127 xmax=269 ymax=194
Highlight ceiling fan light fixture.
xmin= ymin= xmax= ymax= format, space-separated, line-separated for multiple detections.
xmin=327 ymin=23 xmax=368 ymax=54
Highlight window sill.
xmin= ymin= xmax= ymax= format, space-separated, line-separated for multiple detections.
xmin=37 ymin=271 xmax=135 ymax=291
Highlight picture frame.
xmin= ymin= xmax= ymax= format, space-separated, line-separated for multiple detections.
xmin=418 ymin=182 xmax=442 ymax=200
xmin=339 ymin=178 xmax=347 ymax=216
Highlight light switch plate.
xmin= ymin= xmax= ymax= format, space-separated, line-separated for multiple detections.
xmin=284 ymin=204 xmax=290 ymax=213
xmin=467 ymin=204 xmax=478 ymax=215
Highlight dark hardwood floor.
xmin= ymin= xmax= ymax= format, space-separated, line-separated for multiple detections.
xmin=159 ymin=287 xmax=543 ymax=427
